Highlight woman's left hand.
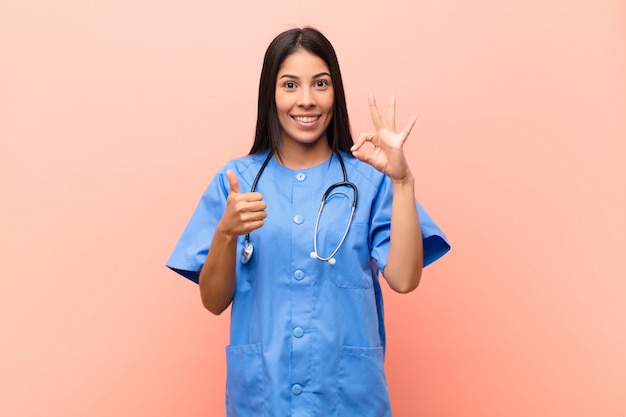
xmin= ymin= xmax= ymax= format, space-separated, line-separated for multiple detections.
xmin=351 ymin=94 xmax=417 ymax=182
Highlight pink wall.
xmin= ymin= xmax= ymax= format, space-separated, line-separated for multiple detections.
xmin=1 ymin=0 xmax=625 ymax=416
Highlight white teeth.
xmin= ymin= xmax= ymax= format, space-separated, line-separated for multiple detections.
xmin=293 ymin=116 xmax=319 ymax=123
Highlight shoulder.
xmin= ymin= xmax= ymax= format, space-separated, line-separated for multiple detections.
xmin=192 ymin=153 xmax=270 ymax=200
xmin=221 ymin=152 xmax=270 ymax=177
xmin=208 ymin=152 xmax=271 ymax=192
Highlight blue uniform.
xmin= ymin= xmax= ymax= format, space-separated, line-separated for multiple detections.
xmin=167 ymin=151 xmax=450 ymax=416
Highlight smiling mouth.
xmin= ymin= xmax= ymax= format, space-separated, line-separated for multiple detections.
xmin=292 ymin=115 xmax=321 ymax=123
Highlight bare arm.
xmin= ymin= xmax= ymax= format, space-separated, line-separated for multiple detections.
xmin=384 ymin=173 xmax=423 ymax=292
xmin=351 ymin=94 xmax=422 ymax=293
xmin=199 ymin=170 xmax=266 ymax=314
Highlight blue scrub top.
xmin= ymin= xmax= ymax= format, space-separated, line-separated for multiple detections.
xmin=167 ymin=151 xmax=450 ymax=417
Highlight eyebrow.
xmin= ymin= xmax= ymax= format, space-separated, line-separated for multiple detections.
xmin=279 ymin=72 xmax=331 ymax=80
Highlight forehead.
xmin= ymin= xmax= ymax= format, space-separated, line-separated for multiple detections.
xmin=278 ymin=49 xmax=330 ymax=77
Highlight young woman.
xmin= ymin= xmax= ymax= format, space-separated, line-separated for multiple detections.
xmin=167 ymin=27 xmax=450 ymax=417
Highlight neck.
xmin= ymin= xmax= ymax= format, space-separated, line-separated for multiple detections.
xmin=277 ymin=140 xmax=333 ymax=170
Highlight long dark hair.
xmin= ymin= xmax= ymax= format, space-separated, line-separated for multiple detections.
xmin=249 ymin=27 xmax=353 ymax=155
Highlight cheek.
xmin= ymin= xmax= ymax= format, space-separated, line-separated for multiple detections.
xmin=325 ymin=112 xmax=333 ymax=127
xmin=275 ymin=91 xmax=287 ymax=110
xmin=326 ymin=104 xmax=334 ymax=122
xmin=274 ymin=96 xmax=283 ymax=112
xmin=276 ymin=95 xmax=295 ymax=115
xmin=324 ymin=94 xmax=335 ymax=115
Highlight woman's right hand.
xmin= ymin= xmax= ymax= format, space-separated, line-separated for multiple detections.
xmin=199 ymin=170 xmax=266 ymax=315
xmin=217 ymin=170 xmax=267 ymax=237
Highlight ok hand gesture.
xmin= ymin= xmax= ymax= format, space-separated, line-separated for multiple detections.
xmin=350 ymin=94 xmax=417 ymax=183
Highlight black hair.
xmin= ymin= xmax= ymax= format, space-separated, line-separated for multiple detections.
xmin=249 ymin=27 xmax=353 ymax=155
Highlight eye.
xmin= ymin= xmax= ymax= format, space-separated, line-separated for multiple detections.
xmin=315 ymin=80 xmax=328 ymax=88
xmin=284 ymin=81 xmax=296 ymax=89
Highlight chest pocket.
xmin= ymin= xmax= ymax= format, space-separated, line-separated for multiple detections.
xmin=326 ymin=222 xmax=373 ymax=289
xmin=311 ymin=188 xmax=374 ymax=289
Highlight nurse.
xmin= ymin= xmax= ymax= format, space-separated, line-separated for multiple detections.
xmin=167 ymin=27 xmax=450 ymax=416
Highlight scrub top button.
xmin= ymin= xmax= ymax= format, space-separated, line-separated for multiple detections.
xmin=293 ymin=215 xmax=304 ymax=224
xmin=293 ymin=327 xmax=304 ymax=338
xmin=294 ymin=270 xmax=305 ymax=280
xmin=291 ymin=384 xmax=303 ymax=395
xmin=296 ymin=173 xmax=306 ymax=181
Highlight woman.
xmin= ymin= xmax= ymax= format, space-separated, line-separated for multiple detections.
xmin=167 ymin=27 xmax=450 ymax=416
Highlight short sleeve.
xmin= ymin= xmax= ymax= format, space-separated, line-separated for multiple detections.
xmin=166 ymin=171 xmax=229 ymax=284
xmin=416 ymin=201 xmax=451 ymax=267
xmin=370 ymin=176 xmax=450 ymax=273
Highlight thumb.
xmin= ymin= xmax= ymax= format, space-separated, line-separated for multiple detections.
xmin=225 ymin=170 xmax=240 ymax=194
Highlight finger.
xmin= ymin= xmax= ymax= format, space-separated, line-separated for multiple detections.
xmin=243 ymin=192 xmax=265 ymax=202
xmin=351 ymin=147 xmax=372 ymax=165
xmin=351 ymin=134 xmax=375 ymax=165
xmin=387 ymin=95 xmax=396 ymax=132
xmin=244 ymin=200 xmax=267 ymax=212
xmin=368 ymin=93 xmax=385 ymax=131
xmin=243 ymin=218 xmax=266 ymax=234
xmin=350 ymin=132 xmax=371 ymax=152
xmin=399 ymin=116 xmax=418 ymax=142
xmin=236 ymin=201 xmax=267 ymax=231
xmin=225 ymin=170 xmax=240 ymax=194
xmin=238 ymin=209 xmax=267 ymax=223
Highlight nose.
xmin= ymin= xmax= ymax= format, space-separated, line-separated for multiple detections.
xmin=297 ymin=86 xmax=315 ymax=108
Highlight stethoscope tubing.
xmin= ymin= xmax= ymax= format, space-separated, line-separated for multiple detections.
xmin=241 ymin=151 xmax=357 ymax=265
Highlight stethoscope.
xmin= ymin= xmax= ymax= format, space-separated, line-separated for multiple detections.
xmin=241 ymin=151 xmax=358 ymax=265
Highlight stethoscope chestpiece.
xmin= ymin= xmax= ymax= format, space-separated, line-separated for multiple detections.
xmin=241 ymin=241 xmax=253 ymax=264
xmin=310 ymin=251 xmax=337 ymax=265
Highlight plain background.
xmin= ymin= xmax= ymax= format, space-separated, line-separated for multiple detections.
xmin=1 ymin=0 xmax=625 ymax=416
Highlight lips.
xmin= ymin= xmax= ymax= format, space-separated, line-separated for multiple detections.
xmin=292 ymin=115 xmax=321 ymax=123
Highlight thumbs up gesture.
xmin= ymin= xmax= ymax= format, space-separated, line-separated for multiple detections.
xmin=218 ymin=170 xmax=267 ymax=237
